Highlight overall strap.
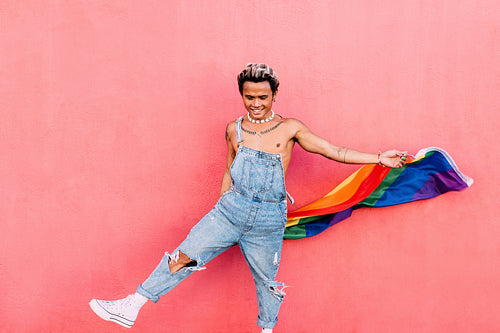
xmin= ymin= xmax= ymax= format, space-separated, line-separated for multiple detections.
xmin=235 ymin=116 xmax=244 ymax=143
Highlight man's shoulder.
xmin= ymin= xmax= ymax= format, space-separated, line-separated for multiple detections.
xmin=225 ymin=118 xmax=238 ymax=136
xmin=226 ymin=115 xmax=244 ymax=126
xmin=278 ymin=116 xmax=306 ymax=128
xmin=226 ymin=117 xmax=240 ymax=126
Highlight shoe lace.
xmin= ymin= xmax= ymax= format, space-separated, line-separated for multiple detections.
xmin=105 ymin=295 xmax=135 ymax=314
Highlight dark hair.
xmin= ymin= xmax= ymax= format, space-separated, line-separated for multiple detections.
xmin=237 ymin=63 xmax=280 ymax=95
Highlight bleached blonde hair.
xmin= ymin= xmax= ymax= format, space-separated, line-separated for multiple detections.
xmin=237 ymin=63 xmax=279 ymax=95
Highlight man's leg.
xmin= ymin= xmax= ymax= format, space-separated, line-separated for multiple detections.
xmin=90 ymin=203 xmax=240 ymax=327
xmin=239 ymin=217 xmax=286 ymax=331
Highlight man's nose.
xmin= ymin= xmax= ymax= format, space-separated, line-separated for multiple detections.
xmin=252 ymin=99 xmax=262 ymax=106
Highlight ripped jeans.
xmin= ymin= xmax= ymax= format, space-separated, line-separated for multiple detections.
xmin=136 ymin=190 xmax=287 ymax=328
xmin=137 ymin=146 xmax=288 ymax=329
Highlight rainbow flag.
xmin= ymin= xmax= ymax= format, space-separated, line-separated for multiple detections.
xmin=284 ymin=147 xmax=473 ymax=240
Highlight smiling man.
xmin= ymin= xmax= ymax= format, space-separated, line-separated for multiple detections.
xmin=90 ymin=63 xmax=407 ymax=332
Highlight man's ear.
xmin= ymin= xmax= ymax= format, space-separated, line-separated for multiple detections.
xmin=273 ymin=89 xmax=278 ymax=101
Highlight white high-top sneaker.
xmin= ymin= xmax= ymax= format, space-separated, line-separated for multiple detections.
xmin=262 ymin=329 xmax=273 ymax=333
xmin=89 ymin=293 xmax=148 ymax=328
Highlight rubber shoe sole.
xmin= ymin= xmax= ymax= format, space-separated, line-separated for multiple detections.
xmin=89 ymin=299 xmax=135 ymax=328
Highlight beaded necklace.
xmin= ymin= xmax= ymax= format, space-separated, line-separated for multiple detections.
xmin=247 ymin=110 xmax=275 ymax=124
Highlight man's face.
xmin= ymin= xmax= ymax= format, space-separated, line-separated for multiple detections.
xmin=241 ymin=81 xmax=276 ymax=121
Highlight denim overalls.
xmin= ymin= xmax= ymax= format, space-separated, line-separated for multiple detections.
xmin=137 ymin=116 xmax=288 ymax=329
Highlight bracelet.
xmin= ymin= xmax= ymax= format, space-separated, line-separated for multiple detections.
xmin=377 ymin=151 xmax=382 ymax=165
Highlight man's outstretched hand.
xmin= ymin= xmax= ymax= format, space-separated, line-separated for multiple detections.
xmin=380 ymin=150 xmax=409 ymax=168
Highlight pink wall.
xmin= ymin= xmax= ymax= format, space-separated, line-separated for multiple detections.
xmin=1 ymin=1 xmax=499 ymax=332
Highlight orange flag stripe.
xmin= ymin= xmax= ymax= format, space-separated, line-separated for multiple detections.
xmin=287 ymin=165 xmax=390 ymax=219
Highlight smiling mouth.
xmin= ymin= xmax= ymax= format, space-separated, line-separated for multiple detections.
xmin=250 ymin=108 xmax=265 ymax=115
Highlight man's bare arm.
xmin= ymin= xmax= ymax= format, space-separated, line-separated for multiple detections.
xmin=292 ymin=119 xmax=407 ymax=168
xmin=219 ymin=123 xmax=236 ymax=197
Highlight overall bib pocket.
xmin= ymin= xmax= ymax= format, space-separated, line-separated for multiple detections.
xmin=240 ymin=157 xmax=275 ymax=193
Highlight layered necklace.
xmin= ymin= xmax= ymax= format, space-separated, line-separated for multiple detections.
xmin=242 ymin=110 xmax=283 ymax=137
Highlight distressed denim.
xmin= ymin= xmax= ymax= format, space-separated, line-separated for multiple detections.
xmin=137 ymin=144 xmax=288 ymax=329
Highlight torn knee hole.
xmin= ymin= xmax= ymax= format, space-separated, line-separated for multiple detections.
xmin=266 ymin=281 xmax=288 ymax=300
xmin=169 ymin=250 xmax=195 ymax=264
xmin=269 ymin=286 xmax=286 ymax=299
xmin=168 ymin=250 xmax=196 ymax=273
xmin=168 ymin=250 xmax=206 ymax=274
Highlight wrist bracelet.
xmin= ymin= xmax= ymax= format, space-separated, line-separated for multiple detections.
xmin=378 ymin=151 xmax=382 ymax=165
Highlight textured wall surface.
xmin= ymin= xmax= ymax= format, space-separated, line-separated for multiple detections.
xmin=1 ymin=1 xmax=499 ymax=332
